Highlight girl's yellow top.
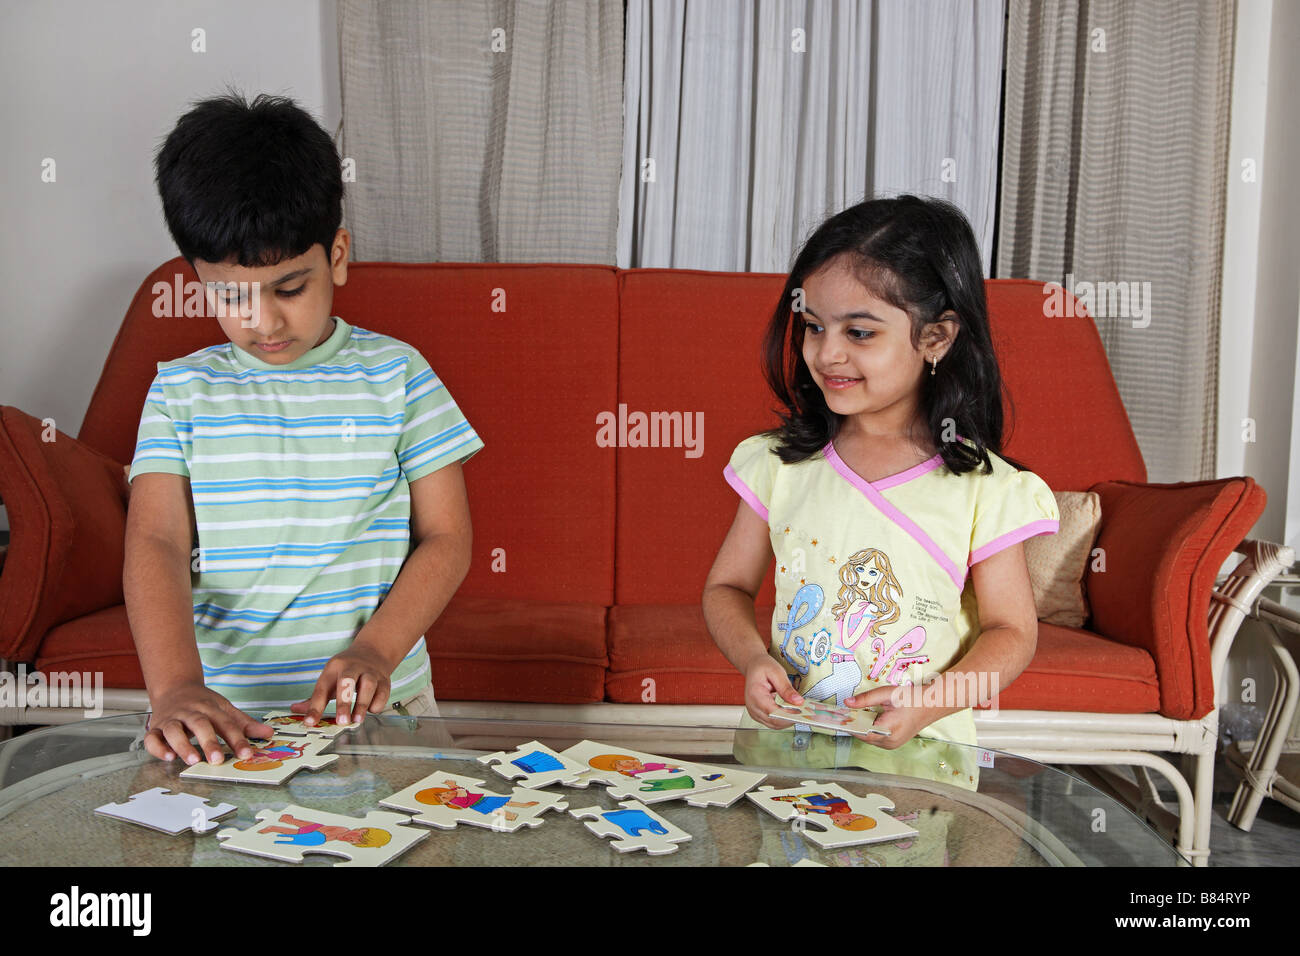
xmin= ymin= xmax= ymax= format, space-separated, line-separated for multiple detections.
xmin=725 ymin=432 xmax=1059 ymax=791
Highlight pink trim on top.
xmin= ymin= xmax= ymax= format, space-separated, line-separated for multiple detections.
xmin=822 ymin=443 xmax=965 ymax=590
xmin=870 ymin=453 xmax=945 ymax=490
xmin=968 ymin=519 xmax=1060 ymax=566
xmin=723 ymin=464 xmax=769 ymax=523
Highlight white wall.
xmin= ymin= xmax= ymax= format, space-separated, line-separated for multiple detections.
xmin=1217 ymin=0 xmax=1300 ymax=744
xmin=0 ymin=0 xmax=340 ymax=533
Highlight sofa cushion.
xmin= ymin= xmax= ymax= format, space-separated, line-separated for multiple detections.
xmin=615 ymin=270 xmax=784 ymax=606
xmin=980 ymin=620 xmax=1160 ymax=713
xmin=987 ymin=279 xmax=1147 ymax=490
xmin=426 ymin=595 xmax=607 ymax=703
xmin=35 ymin=604 xmax=143 ymax=689
xmin=1085 ymin=477 xmax=1264 ymax=720
xmin=606 ymin=603 xmax=766 ymax=704
xmin=0 ymin=408 xmax=130 ymax=661
xmin=36 ymin=596 xmax=610 ymax=706
xmin=78 ymin=258 xmax=620 ymax=607
xmin=607 ymin=606 xmax=1160 ymax=713
xmin=1023 ymin=490 xmax=1101 ymax=627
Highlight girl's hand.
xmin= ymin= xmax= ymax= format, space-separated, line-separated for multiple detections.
xmin=845 ymin=684 xmax=946 ymax=750
xmin=743 ymin=653 xmax=804 ymax=729
xmin=292 ymin=641 xmax=397 ymax=729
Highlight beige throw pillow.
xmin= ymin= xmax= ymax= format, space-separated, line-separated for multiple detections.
xmin=1023 ymin=491 xmax=1101 ymax=628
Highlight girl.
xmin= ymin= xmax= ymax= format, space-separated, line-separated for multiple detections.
xmin=702 ymin=195 xmax=1059 ymax=791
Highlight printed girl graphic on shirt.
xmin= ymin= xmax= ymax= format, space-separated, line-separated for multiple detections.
xmin=830 ymin=548 xmax=902 ymax=649
xmin=831 ymin=549 xmax=930 ymax=687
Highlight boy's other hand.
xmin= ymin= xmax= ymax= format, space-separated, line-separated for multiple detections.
xmin=743 ymin=654 xmax=804 ymax=729
xmin=291 ymin=643 xmax=394 ymax=729
xmin=144 ymin=683 xmax=275 ymax=765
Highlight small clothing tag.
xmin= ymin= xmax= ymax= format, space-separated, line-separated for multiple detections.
xmin=977 ymin=748 xmax=996 ymax=768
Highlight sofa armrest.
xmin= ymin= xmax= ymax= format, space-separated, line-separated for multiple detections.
xmin=1084 ymin=476 xmax=1266 ymax=721
xmin=0 ymin=406 xmax=130 ymax=662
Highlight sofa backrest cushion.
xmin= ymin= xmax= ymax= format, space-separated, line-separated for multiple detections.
xmin=81 ymin=258 xmax=619 ymax=606
xmin=615 ymin=269 xmax=784 ymax=605
xmin=987 ymin=279 xmax=1147 ymax=489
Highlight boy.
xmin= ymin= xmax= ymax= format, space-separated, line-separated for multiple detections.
xmin=124 ymin=91 xmax=482 ymax=766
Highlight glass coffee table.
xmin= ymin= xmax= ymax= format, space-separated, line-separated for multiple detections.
xmin=0 ymin=712 xmax=1188 ymax=866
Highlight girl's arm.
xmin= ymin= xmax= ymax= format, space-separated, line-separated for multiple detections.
xmin=702 ymin=501 xmax=773 ymax=671
xmin=948 ymin=540 xmax=1040 ymax=695
xmin=703 ymin=502 xmax=803 ymax=727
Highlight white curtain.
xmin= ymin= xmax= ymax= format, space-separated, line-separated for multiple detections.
xmin=338 ymin=0 xmax=624 ymax=263
xmin=996 ymin=0 xmax=1235 ymax=482
xmin=618 ymin=0 xmax=1007 ymax=273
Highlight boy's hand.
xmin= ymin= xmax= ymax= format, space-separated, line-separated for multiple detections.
xmin=291 ymin=642 xmax=395 ymax=729
xmin=743 ymin=653 xmax=804 ymax=729
xmin=144 ymin=682 xmax=274 ymax=765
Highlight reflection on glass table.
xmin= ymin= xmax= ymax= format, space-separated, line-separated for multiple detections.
xmin=0 ymin=713 xmax=1189 ymax=867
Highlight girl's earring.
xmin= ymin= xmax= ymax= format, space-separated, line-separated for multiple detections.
xmin=930 ymin=356 xmax=937 ymax=376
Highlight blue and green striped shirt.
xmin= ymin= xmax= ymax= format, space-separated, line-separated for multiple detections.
xmin=128 ymin=316 xmax=483 ymax=708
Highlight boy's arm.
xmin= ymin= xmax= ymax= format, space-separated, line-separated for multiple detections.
xmin=124 ymin=473 xmax=272 ymax=763
xmin=297 ymin=463 xmax=473 ymax=725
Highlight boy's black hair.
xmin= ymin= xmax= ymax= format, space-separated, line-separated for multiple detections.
xmin=154 ymin=89 xmax=343 ymax=268
xmin=762 ymin=194 xmax=1028 ymax=475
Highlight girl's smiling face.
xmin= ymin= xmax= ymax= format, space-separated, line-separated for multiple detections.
xmin=799 ymin=256 xmax=940 ymax=429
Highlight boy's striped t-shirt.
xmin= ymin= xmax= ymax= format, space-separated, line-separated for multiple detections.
xmin=127 ymin=315 xmax=483 ymax=709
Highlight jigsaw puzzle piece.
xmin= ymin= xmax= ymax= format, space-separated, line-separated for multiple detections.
xmin=681 ymin=765 xmax=768 ymax=808
xmin=568 ymin=799 xmax=692 ymax=855
xmin=380 ymin=770 xmax=568 ymax=831
xmin=767 ymin=700 xmax=888 ymax=736
xmin=260 ymin=710 xmax=358 ymax=738
xmin=216 ymin=804 xmax=426 ymax=866
xmin=477 ymin=741 xmax=588 ymax=789
xmin=746 ymin=781 xmax=917 ymax=849
xmin=95 ymin=787 xmax=237 ymax=835
xmin=560 ymin=740 xmax=730 ymax=803
xmin=179 ymin=735 xmax=338 ymax=785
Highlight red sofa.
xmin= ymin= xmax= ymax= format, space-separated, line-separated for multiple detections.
xmin=0 ymin=259 xmax=1266 ymax=720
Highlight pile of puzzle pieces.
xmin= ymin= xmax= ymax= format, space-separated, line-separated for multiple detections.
xmin=94 ymin=713 xmax=916 ymax=864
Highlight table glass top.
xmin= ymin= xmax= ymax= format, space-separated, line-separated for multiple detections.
xmin=0 ymin=713 xmax=1188 ymax=867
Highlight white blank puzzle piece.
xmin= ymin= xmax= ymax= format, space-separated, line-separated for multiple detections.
xmin=559 ymin=740 xmax=730 ymax=804
xmin=95 ymin=788 xmax=237 ymax=835
xmin=569 ymin=799 xmax=692 ymax=855
xmin=747 ymin=781 xmax=917 ymax=849
xmin=179 ymin=735 xmax=337 ymax=785
xmin=260 ymin=710 xmax=359 ymax=738
xmin=477 ymin=741 xmax=587 ymax=789
xmin=379 ymin=770 xmax=568 ymax=831
xmin=216 ymin=804 xmax=426 ymax=867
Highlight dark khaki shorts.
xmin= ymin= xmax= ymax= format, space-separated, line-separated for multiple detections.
xmin=382 ymin=684 xmax=440 ymax=718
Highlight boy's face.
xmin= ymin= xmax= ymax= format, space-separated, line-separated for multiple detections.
xmin=195 ymin=228 xmax=350 ymax=365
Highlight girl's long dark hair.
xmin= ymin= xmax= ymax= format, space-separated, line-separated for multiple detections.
xmin=762 ymin=194 xmax=1027 ymax=475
